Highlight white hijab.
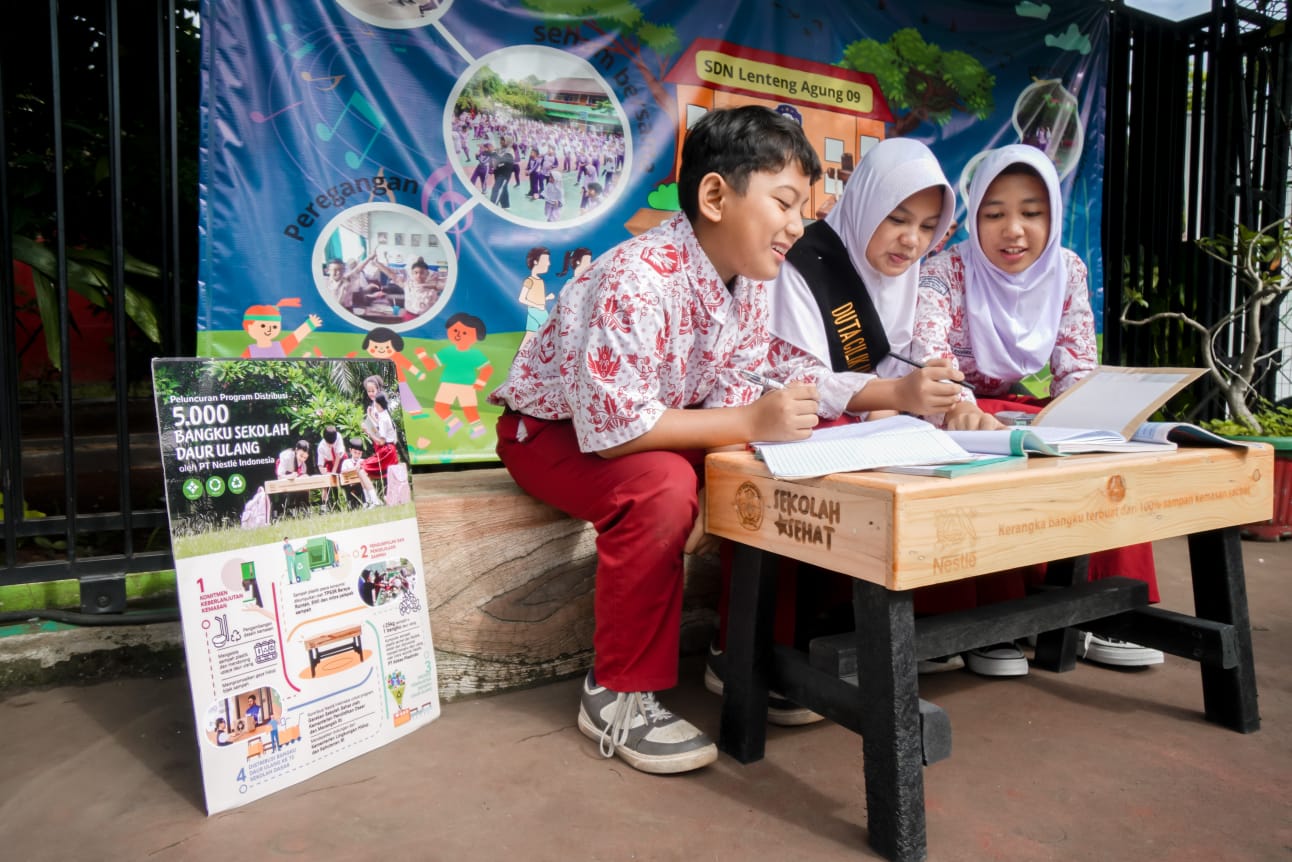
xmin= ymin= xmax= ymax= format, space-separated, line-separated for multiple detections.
xmin=770 ymin=138 xmax=955 ymax=368
xmin=961 ymin=144 xmax=1067 ymax=380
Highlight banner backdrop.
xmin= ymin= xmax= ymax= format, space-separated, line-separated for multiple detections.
xmin=199 ymin=0 xmax=1109 ymax=464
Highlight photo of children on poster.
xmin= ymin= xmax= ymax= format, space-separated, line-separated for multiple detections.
xmin=152 ymin=357 xmax=439 ymax=814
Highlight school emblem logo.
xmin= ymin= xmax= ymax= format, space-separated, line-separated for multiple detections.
xmin=734 ymin=481 xmax=764 ymax=531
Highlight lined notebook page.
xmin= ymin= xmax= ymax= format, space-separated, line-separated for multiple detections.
xmin=753 ymin=416 xmax=973 ymax=479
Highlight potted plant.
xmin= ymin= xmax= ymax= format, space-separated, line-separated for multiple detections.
xmin=1122 ymin=213 xmax=1292 ymax=540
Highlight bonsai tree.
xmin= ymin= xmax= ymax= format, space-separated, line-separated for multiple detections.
xmin=1122 ymin=214 xmax=1292 ymax=436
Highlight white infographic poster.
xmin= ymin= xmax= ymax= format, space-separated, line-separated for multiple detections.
xmin=152 ymin=357 xmax=440 ymax=814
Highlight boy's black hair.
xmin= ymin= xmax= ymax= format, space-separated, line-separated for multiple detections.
xmin=677 ymin=106 xmax=822 ymax=221
xmin=446 ymin=312 xmax=486 ymax=340
xmin=363 ymin=327 xmax=403 ymax=351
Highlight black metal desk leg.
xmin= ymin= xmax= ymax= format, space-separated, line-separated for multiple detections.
xmin=852 ymin=579 xmax=927 ymax=862
xmin=1187 ymin=527 xmax=1260 ymax=732
xmin=1033 ymin=555 xmax=1090 ymax=672
xmin=719 ymin=544 xmax=778 ymax=763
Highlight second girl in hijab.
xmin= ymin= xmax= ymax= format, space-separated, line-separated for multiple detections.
xmin=708 ymin=138 xmax=993 ymax=722
xmin=765 ymin=137 xmax=997 ymax=429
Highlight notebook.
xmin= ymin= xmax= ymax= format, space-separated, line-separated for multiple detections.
xmin=751 ymin=415 xmax=975 ymax=479
xmin=876 ymin=453 xmax=1029 ymax=478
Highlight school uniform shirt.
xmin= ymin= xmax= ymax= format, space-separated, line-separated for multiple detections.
xmin=912 ymin=245 xmax=1097 ymax=398
xmin=489 ymin=212 xmax=769 ymax=453
xmin=316 ymin=437 xmax=346 ymax=473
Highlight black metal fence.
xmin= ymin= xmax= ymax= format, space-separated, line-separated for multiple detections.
xmin=1104 ymin=0 xmax=1292 ymax=414
xmin=1 ymin=1 xmax=1288 ymax=608
xmin=1 ymin=0 xmax=199 ymax=612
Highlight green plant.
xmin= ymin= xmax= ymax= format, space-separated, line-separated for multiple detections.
xmin=1122 ymin=215 xmax=1292 ymax=435
xmin=1198 ymin=401 xmax=1292 ymax=438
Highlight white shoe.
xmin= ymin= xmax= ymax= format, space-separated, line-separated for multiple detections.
xmin=918 ymin=654 xmax=966 ymax=675
xmin=1076 ymin=632 xmax=1164 ymax=667
xmin=965 ymin=642 xmax=1029 ymax=677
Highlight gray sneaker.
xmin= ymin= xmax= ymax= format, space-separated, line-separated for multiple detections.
xmin=576 ymin=671 xmax=718 ymax=774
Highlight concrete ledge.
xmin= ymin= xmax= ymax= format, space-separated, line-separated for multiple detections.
xmin=0 ymin=622 xmax=185 ymax=689
xmin=417 ymin=468 xmax=718 ymax=699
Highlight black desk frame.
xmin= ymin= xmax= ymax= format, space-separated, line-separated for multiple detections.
xmin=718 ymin=527 xmax=1260 ymax=862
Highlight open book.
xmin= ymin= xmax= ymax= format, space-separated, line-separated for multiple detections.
xmin=1130 ymin=421 xmax=1255 ymax=448
xmin=752 ymin=415 xmax=974 ymax=479
xmin=949 ymin=420 xmax=1256 ymax=457
xmin=947 ymin=426 xmax=1172 ymax=456
xmin=1032 ymin=366 xmax=1205 ymax=438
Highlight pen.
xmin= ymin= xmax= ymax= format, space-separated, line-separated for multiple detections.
xmin=737 ymin=368 xmax=786 ymax=390
xmin=888 ymin=352 xmax=976 ymax=392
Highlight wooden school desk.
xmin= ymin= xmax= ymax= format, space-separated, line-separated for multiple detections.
xmin=704 ymin=445 xmax=1272 ymax=862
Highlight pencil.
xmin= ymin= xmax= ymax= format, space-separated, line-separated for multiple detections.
xmin=736 ymin=368 xmax=786 ymax=390
xmin=887 ymin=353 xmax=976 ymax=392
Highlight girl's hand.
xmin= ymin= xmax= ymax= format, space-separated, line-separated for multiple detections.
xmin=894 ymin=357 xmax=963 ymax=414
xmin=747 ymin=383 xmax=819 ymax=441
xmin=944 ymin=401 xmax=1006 ymax=430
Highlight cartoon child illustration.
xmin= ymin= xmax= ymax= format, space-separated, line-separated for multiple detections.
xmin=427 ymin=313 xmax=493 ymax=440
xmin=346 ymin=327 xmax=431 ymax=420
xmin=518 ymin=246 xmax=553 ymax=352
xmin=240 ymin=299 xmax=322 ymax=358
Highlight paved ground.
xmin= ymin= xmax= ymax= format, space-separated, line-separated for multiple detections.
xmin=1 ymin=534 xmax=1289 ymax=862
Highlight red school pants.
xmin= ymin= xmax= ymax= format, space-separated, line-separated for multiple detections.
xmin=495 ymin=411 xmax=703 ymax=694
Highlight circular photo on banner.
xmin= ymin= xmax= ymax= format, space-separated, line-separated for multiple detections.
xmin=444 ymin=46 xmax=631 ymax=229
xmin=313 ymin=202 xmax=456 ymax=332
xmin=335 ymin=0 xmax=453 ymax=29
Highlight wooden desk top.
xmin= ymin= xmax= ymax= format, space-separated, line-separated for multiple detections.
xmin=705 ymin=445 xmax=1273 ymax=591
xmin=265 ymin=471 xmax=361 ymax=494
xmin=304 ymin=626 xmax=362 ymax=649
xmin=266 ymin=474 xmax=338 ymax=494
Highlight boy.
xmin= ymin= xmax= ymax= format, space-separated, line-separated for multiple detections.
xmin=488 ymin=106 xmax=822 ymax=774
xmin=340 ymin=436 xmax=383 ymax=508
xmin=427 ymin=313 xmax=492 ymax=440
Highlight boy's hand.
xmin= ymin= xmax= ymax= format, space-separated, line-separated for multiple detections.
xmin=944 ymin=401 xmax=1006 ymax=430
xmin=894 ymin=358 xmax=963 ymax=414
xmin=748 ymin=383 xmax=819 ymax=441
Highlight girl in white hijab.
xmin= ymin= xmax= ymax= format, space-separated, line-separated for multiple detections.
xmin=912 ymin=143 xmax=1098 ymax=406
xmin=911 ymin=145 xmax=1160 ymax=673
xmin=767 ymin=137 xmax=995 ymax=429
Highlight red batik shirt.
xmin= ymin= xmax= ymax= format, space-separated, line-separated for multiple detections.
xmin=489 ymin=213 xmax=770 ymax=452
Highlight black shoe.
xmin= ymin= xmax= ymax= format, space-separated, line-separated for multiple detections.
xmin=703 ymin=643 xmax=823 ymax=726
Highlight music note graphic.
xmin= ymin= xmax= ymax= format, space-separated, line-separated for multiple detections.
xmin=250 ymin=100 xmax=303 ymax=123
xmin=300 ymin=71 xmax=344 ymax=92
xmin=267 ymin=23 xmax=315 ymax=59
xmin=315 ymin=92 xmax=386 ymax=170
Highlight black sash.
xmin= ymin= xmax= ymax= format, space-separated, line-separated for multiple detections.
xmin=784 ymin=220 xmax=889 ymax=373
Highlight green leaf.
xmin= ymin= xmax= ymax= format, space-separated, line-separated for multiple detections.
xmin=30 ymin=269 xmax=62 ymax=369
xmin=123 ymin=285 xmax=163 ymax=344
